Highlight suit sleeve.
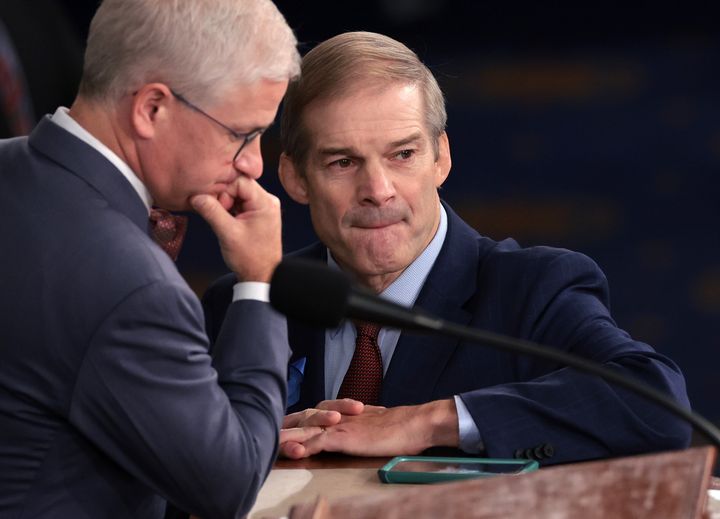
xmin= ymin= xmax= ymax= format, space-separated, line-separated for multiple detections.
xmin=68 ymin=279 xmax=289 ymax=519
xmin=459 ymin=249 xmax=691 ymax=464
xmin=202 ymin=272 xmax=236 ymax=346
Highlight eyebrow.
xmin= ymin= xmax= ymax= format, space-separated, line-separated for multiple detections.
xmin=388 ymin=132 xmax=424 ymax=149
xmin=316 ymin=132 xmax=425 ymax=157
xmin=231 ymin=122 xmax=272 ymax=136
xmin=317 ymin=146 xmax=355 ymax=158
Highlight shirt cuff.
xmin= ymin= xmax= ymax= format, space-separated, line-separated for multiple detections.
xmin=454 ymin=395 xmax=484 ymax=454
xmin=232 ymin=282 xmax=270 ymax=303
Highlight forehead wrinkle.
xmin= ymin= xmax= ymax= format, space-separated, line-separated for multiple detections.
xmin=312 ymin=126 xmax=426 ymax=158
xmin=317 ymin=145 xmax=357 ymax=157
xmin=304 ymin=84 xmax=428 ymax=163
xmin=388 ymin=131 xmax=424 ymax=149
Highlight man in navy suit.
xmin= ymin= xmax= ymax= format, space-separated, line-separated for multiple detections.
xmin=204 ymin=31 xmax=692 ymax=465
xmin=0 ymin=1 xmax=301 ymax=518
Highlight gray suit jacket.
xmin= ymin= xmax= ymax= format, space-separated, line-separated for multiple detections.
xmin=0 ymin=116 xmax=290 ymax=518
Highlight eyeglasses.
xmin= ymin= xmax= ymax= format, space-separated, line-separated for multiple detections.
xmin=170 ymin=89 xmax=266 ymax=162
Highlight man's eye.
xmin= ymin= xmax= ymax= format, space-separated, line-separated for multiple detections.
xmin=396 ymin=149 xmax=414 ymax=160
xmin=331 ymin=158 xmax=353 ymax=168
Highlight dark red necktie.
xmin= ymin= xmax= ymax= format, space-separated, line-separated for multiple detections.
xmin=149 ymin=208 xmax=187 ymax=261
xmin=337 ymin=322 xmax=383 ymax=405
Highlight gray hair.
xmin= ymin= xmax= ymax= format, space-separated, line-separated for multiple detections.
xmin=79 ymin=0 xmax=300 ymax=104
xmin=281 ymin=31 xmax=447 ymax=169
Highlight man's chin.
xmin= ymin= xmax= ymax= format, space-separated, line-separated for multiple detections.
xmin=352 ymin=252 xmax=408 ymax=277
xmin=152 ymin=196 xmax=189 ymax=212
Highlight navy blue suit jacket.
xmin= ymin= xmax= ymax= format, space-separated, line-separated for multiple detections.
xmin=204 ymin=202 xmax=691 ymax=465
xmin=0 ymin=117 xmax=290 ymax=518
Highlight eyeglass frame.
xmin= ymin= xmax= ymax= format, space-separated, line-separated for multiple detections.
xmin=169 ymin=89 xmax=267 ymax=163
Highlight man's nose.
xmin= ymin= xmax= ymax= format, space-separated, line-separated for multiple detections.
xmin=233 ymin=138 xmax=264 ymax=180
xmin=358 ymin=161 xmax=395 ymax=205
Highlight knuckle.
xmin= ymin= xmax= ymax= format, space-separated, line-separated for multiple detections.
xmin=301 ymin=409 xmax=314 ymax=421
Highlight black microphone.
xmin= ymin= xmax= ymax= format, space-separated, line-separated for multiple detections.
xmin=269 ymin=257 xmax=443 ymax=331
xmin=270 ymin=257 xmax=720 ymax=451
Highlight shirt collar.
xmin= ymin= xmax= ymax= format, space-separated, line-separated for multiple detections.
xmin=51 ymin=107 xmax=153 ymax=213
xmin=327 ymin=202 xmax=448 ymax=336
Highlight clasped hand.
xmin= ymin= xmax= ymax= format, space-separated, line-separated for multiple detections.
xmin=190 ymin=175 xmax=281 ymax=282
xmin=279 ymin=398 xmax=455 ymax=458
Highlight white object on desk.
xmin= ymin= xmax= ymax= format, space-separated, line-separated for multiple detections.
xmin=249 ymin=468 xmax=415 ymax=518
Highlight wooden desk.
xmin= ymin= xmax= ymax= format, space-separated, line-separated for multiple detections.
xmin=249 ymin=449 xmax=720 ymax=519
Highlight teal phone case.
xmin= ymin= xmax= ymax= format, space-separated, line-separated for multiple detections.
xmin=377 ymin=456 xmax=539 ymax=484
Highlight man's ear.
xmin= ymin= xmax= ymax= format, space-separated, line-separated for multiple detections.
xmin=434 ymin=131 xmax=452 ymax=188
xmin=278 ymin=153 xmax=310 ymax=204
xmin=130 ymin=83 xmax=172 ymax=139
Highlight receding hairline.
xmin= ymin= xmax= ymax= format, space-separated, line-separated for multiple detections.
xmin=292 ymin=78 xmax=437 ymax=156
xmin=280 ymin=31 xmax=447 ymax=173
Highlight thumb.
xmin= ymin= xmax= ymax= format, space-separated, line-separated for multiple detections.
xmin=190 ymin=194 xmax=231 ymax=233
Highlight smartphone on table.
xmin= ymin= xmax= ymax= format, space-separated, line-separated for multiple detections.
xmin=378 ymin=456 xmax=538 ymax=484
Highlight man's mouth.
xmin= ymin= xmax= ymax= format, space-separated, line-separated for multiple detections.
xmin=216 ymin=176 xmax=237 ymax=186
xmin=346 ymin=206 xmax=408 ymax=230
xmin=354 ymin=219 xmax=401 ymax=230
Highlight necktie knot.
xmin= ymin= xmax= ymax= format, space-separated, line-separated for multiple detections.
xmin=149 ymin=208 xmax=188 ymax=261
xmin=356 ymin=322 xmax=382 ymax=341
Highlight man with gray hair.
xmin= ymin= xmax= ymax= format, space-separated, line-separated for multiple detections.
xmin=204 ymin=31 xmax=691 ymax=465
xmin=0 ymin=1 xmax=300 ymax=518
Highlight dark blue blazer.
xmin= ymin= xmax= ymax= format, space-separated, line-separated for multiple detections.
xmin=204 ymin=202 xmax=691 ymax=465
xmin=0 ymin=117 xmax=290 ymax=518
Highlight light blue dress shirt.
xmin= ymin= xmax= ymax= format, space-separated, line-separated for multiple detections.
xmin=322 ymin=204 xmax=482 ymax=453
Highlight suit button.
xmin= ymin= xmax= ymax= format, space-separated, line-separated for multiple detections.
xmin=513 ymin=449 xmax=525 ymax=459
xmin=524 ymin=448 xmax=535 ymax=460
xmin=533 ymin=446 xmax=546 ymax=460
xmin=542 ymin=443 xmax=555 ymax=458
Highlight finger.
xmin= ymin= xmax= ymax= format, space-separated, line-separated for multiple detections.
xmin=190 ymin=194 xmax=233 ymax=232
xmin=283 ymin=409 xmax=342 ymax=429
xmin=298 ymin=429 xmax=338 ymax=457
xmin=282 ymin=408 xmax=318 ymax=429
xmin=279 ymin=425 xmax=328 ymax=460
xmin=224 ymin=175 xmax=264 ymax=213
xmin=279 ymin=426 xmax=324 ymax=444
xmin=316 ymin=399 xmax=365 ymax=415
xmin=282 ymin=411 xmax=304 ymax=429
xmin=301 ymin=410 xmax=342 ymax=427
xmin=361 ymin=405 xmax=387 ymax=413
xmin=217 ymin=190 xmax=234 ymax=212
xmin=279 ymin=441 xmax=308 ymax=459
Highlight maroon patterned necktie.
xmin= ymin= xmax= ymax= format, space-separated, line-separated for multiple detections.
xmin=149 ymin=208 xmax=188 ymax=261
xmin=337 ymin=322 xmax=383 ymax=405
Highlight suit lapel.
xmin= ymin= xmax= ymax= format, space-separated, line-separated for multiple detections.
xmin=381 ymin=203 xmax=481 ymax=407
xmin=28 ymin=116 xmax=149 ymax=232
xmin=288 ymin=244 xmax=329 ymax=411
xmin=290 ymin=323 xmax=327 ymax=411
